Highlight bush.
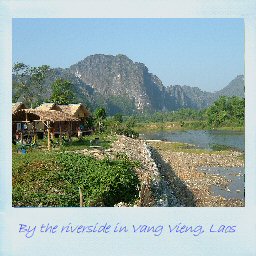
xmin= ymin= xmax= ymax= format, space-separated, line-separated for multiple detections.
xmin=115 ymin=126 xmax=139 ymax=138
xmin=57 ymin=153 xmax=139 ymax=206
xmin=13 ymin=150 xmax=140 ymax=207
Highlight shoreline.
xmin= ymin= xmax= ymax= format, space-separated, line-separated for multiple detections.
xmin=103 ymin=135 xmax=244 ymax=207
xmin=146 ymin=140 xmax=244 ymax=207
xmin=134 ymin=121 xmax=244 ymax=133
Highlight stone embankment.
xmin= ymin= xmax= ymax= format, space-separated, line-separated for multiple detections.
xmin=76 ymin=136 xmax=244 ymax=207
xmin=149 ymin=141 xmax=244 ymax=207
xmin=111 ymin=136 xmax=182 ymax=207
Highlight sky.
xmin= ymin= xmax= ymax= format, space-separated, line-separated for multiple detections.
xmin=12 ymin=18 xmax=244 ymax=92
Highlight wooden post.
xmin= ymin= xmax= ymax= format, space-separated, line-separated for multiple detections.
xmin=69 ymin=121 xmax=72 ymax=141
xmin=47 ymin=121 xmax=51 ymax=151
xmin=59 ymin=122 xmax=62 ymax=146
xmin=20 ymin=131 xmax=23 ymax=144
xmin=33 ymin=121 xmax=36 ymax=144
xmin=79 ymin=187 xmax=83 ymax=207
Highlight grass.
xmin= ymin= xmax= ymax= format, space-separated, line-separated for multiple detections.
xmin=60 ymin=134 xmax=116 ymax=151
xmin=134 ymin=121 xmax=244 ymax=133
xmin=214 ymin=126 xmax=244 ymax=132
xmin=12 ymin=133 xmax=141 ymax=207
xmin=148 ymin=141 xmax=236 ymax=155
xmin=13 ymin=134 xmax=116 ymax=152
xmin=134 ymin=122 xmax=185 ymax=133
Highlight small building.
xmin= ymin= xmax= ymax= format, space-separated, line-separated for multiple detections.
xmin=12 ymin=102 xmax=27 ymax=114
xmin=35 ymin=103 xmax=62 ymax=112
xmin=12 ymin=102 xmax=27 ymax=137
xmin=58 ymin=103 xmax=90 ymax=121
xmin=12 ymin=102 xmax=91 ymax=141
xmin=12 ymin=109 xmax=80 ymax=149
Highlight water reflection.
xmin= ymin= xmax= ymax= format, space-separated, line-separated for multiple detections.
xmin=140 ymin=130 xmax=244 ymax=151
xmin=197 ymin=167 xmax=244 ymax=200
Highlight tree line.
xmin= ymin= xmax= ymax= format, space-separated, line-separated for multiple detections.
xmin=12 ymin=63 xmax=244 ymax=129
xmin=132 ymin=96 xmax=244 ymax=128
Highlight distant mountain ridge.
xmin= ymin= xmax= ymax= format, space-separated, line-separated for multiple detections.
xmin=167 ymin=75 xmax=244 ymax=109
xmin=12 ymin=54 xmax=244 ymax=115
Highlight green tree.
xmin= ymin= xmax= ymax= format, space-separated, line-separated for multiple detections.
xmin=49 ymin=78 xmax=75 ymax=105
xmin=12 ymin=63 xmax=50 ymax=107
xmin=206 ymin=96 xmax=244 ymax=127
xmin=94 ymin=107 xmax=107 ymax=132
xmin=113 ymin=113 xmax=123 ymax=123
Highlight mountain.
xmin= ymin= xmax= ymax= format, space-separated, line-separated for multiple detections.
xmin=214 ymin=75 xmax=244 ymax=98
xmin=69 ymin=54 xmax=178 ymax=114
xmin=12 ymin=54 xmax=244 ymax=114
xmin=166 ymin=75 xmax=244 ymax=109
xmin=166 ymin=85 xmax=214 ymax=109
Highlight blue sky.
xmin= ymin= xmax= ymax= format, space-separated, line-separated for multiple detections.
xmin=12 ymin=18 xmax=244 ymax=92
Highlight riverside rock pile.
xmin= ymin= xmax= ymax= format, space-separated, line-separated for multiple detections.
xmin=149 ymin=141 xmax=245 ymax=207
xmin=111 ymin=135 xmax=182 ymax=207
xmin=74 ymin=136 xmax=244 ymax=207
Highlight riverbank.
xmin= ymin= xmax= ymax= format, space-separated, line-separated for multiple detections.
xmin=134 ymin=121 xmax=244 ymax=133
xmin=147 ymin=140 xmax=244 ymax=207
xmin=68 ymin=136 xmax=245 ymax=206
xmin=89 ymin=135 xmax=244 ymax=207
xmin=12 ymin=134 xmax=244 ymax=207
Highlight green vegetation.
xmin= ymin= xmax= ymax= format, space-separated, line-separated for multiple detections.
xmin=13 ymin=149 xmax=140 ymax=207
xmin=94 ymin=107 xmax=107 ymax=132
xmin=149 ymin=141 xmax=236 ymax=155
xmin=12 ymin=62 xmax=50 ymax=107
xmin=206 ymin=96 xmax=244 ymax=127
xmin=131 ymin=108 xmax=205 ymax=124
xmin=49 ymin=78 xmax=76 ymax=104
xmin=131 ymin=96 xmax=244 ymax=132
xmin=104 ymin=115 xmax=139 ymax=138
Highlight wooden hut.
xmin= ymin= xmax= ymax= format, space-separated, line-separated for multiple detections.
xmin=12 ymin=102 xmax=27 ymax=138
xmin=12 ymin=109 xmax=79 ymax=150
xmin=35 ymin=103 xmax=62 ymax=111
xmin=58 ymin=103 xmax=91 ymax=134
xmin=58 ymin=103 xmax=90 ymax=121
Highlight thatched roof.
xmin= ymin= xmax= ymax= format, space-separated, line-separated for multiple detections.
xmin=12 ymin=102 xmax=26 ymax=114
xmin=36 ymin=103 xmax=62 ymax=112
xmin=13 ymin=109 xmax=79 ymax=122
xmin=58 ymin=103 xmax=90 ymax=117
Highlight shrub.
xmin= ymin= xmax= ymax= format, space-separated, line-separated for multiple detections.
xmin=12 ymin=150 xmax=140 ymax=207
xmin=57 ymin=153 xmax=140 ymax=206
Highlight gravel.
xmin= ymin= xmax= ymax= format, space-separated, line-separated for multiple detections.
xmin=73 ymin=136 xmax=244 ymax=207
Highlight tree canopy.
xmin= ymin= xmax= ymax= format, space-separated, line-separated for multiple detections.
xmin=49 ymin=78 xmax=75 ymax=105
xmin=206 ymin=96 xmax=244 ymax=127
xmin=12 ymin=62 xmax=50 ymax=107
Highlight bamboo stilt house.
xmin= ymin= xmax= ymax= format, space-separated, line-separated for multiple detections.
xmin=57 ymin=103 xmax=91 ymax=135
xmin=12 ymin=102 xmax=27 ymax=138
xmin=12 ymin=102 xmax=91 ymax=143
xmin=58 ymin=103 xmax=90 ymax=121
xmin=12 ymin=109 xmax=80 ymax=150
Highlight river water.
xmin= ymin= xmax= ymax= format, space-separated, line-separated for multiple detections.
xmin=140 ymin=129 xmax=245 ymax=201
xmin=197 ymin=167 xmax=244 ymax=200
xmin=140 ymin=130 xmax=244 ymax=151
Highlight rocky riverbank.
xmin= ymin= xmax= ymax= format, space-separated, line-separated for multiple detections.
xmin=75 ymin=135 xmax=244 ymax=207
xmin=148 ymin=141 xmax=244 ymax=207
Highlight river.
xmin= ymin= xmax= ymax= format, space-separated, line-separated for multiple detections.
xmin=140 ymin=129 xmax=245 ymax=201
xmin=139 ymin=129 xmax=244 ymax=151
